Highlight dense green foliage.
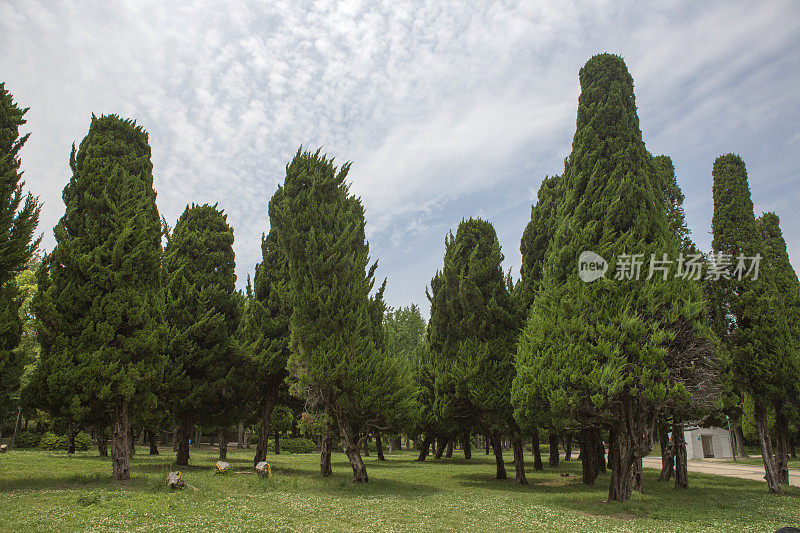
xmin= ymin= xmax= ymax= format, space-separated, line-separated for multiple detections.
xmin=27 ymin=115 xmax=165 ymax=479
xmin=512 ymin=54 xmax=713 ymax=501
xmin=0 ymin=83 xmax=40 ymax=424
xmin=164 ymin=203 xmax=241 ymax=465
xmin=271 ymin=148 xmax=412 ymax=482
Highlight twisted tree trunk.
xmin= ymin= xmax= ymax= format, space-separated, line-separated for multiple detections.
xmin=445 ymin=439 xmax=453 ymax=458
xmin=563 ymin=432 xmax=572 ymax=461
xmin=607 ymin=424 xmax=634 ymax=501
xmin=148 ymin=429 xmax=159 ymax=455
xmin=254 ymin=395 xmax=276 ymax=467
xmin=673 ymin=422 xmax=688 ymax=490
xmin=219 ymin=427 xmax=228 ymax=460
xmin=111 ymin=401 xmax=131 ymax=480
xmin=755 ymin=403 xmax=781 ymax=493
xmin=733 ymin=424 xmax=749 ymax=458
xmin=434 ymin=436 xmax=446 ymax=459
xmin=578 ymin=427 xmax=599 ymax=486
xmin=462 ymin=430 xmax=472 ymax=459
xmin=338 ymin=418 xmax=368 ymax=483
xmin=416 ymin=434 xmax=432 ymax=461
xmin=97 ymin=428 xmax=108 ymax=457
xmin=376 ymin=432 xmax=386 ymax=461
xmin=176 ymin=412 xmax=192 ymax=466
xmin=594 ymin=428 xmax=606 ymax=473
xmin=490 ymin=432 xmax=507 ymax=480
xmin=512 ymin=433 xmax=528 ymax=485
xmin=320 ymin=420 xmax=333 ymax=476
xmin=774 ymin=408 xmax=790 ymax=485
xmin=531 ymin=427 xmax=543 ymax=470
xmin=658 ymin=422 xmax=674 ymax=482
xmin=548 ymin=431 xmax=560 ymax=467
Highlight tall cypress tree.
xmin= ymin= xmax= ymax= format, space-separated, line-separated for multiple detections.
xmin=710 ymin=154 xmax=795 ymax=493
xmin=0 ymin=83 xmax=41 ymax=421
xmin=513 ymin=54 xmax=710 ymax=501
xmin=164 ymin=203 xmax=241 ymax=466
xmin=33 ymin=115 xmax=165 ymax=479
xmin=271 ymin=148 xmax=412 ymax=482
xmin=757 ymin=212 xmax=800 ymax=486
xmin=244 ymin=195 xmax=291 ymax=467
xmin=428 ymin=218 xmax=525 ymax=482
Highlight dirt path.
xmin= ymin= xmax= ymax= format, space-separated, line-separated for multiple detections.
xmin=642 ymin=456 xmax=800 ymax=487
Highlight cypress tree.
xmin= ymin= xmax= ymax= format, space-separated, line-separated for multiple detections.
xmin=428 ymin=218 xmax=526 ymax=482
xmin=271 ymin=148 xmax=412 ymax=482
xmin=513 ymin=54 xmax=710 ymax=501
xmin=0 ymin=83 xmax=41 ymax=420
xmin=33 ymin=115 xmax=165 ymax=479
xmin=710 ymin=154 xmax=796 ymax=493
xmin=164 ymin=203 xmax=241 ymax=467
xmin=758 ymin=211 xmax=800 ymax=486
xmin=244 ymin=196 xmax=292 ymax=467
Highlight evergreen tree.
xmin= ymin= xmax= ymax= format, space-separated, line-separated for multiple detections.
xmin=243 ymin=198 xmax=292 ymax=467
xmin=757 ymin=211 xmax=800 ymax=486
xmin=384 ymin=305 xmax=426 ymax=361
xmin=513 ymin=54 xmax=711 ymax=501
xmin=164 ymin=203 xmax=241 ymax=466
xmin=710 ymin=154 xmax=797 ymax=493
xmin=31 ymin=115 xmax=164 ymax=478
xmin=271 ymin=148 xmax=412 ymax=482
xmin=428 ymin=218 xmax=526 ymax=482
xmin=0 ymin=83 xmax=41 ymax=424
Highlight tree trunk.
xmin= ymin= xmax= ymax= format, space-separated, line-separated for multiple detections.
xmin=632 ymin=456 xmax=643 ymax=492
xmin=362 ymin=435 xmax=370 ymax=456
xmin=673 ymin=422 xmax=688 ymax=490
xmin=176 ymin=412 xmax=192 ymax=466
xmin=755 ymin=403 xmax=782 ymax=493
xmin=337 ymin=418 xmax=368 ymax=483
xmin=607 ymin=424 xmax=634 ymax=502
xmin=462 ymin=430 xmax=472 ymax=459
xmin=512 ymin=433 xmax=528 ymax=485
xmin=485 ymin=434 xmax=490 ymax=455
xmin=67 ymin=424 xmax=76 ymax=454
xmin=219 ymin=427 xmax=228 ymax=460
xmin=733 ymin=424 xmax=748 ymax=457
xmin=490 ymin=432 xmax=507 ymax=480
xmin=594 ymin=428 xmax=606 ymax=473
xmin=148 ymin=429 xmax=159 ymax=455
xmin=563 ymin=432 xmax=572 ymax=461
xmin=254 ymin=396 xmax=276 ymax=467
xmin=320 ymin=420 xmax=333 ymax=477
xmin=111 ymin=401 xmax=131 ymax=481
xmin=445 ymin=439 xmax=453 ymax=458
xmin=548 ymin=431 xmax=559 ymax=467
xmin=578 ymin=427 xmax=599 ymax=486
xmin=531 ymin=428 xmax=543 ymax=470
xmin=658 ymin=422 xmax=674 ymax=482
xmin=97 ymin=428 xmax=108 ymax=457
xmin=416 ymin=434 xmax=432 ymax=461
xmin=237 ymin=422 xmax=244 ymax=449
xmin=774 ymin=407 xmax=790 ymax=485
xmin=274 ymin=430 xmax=280 ymax=454
xmin=376 ymin=432 xmax=386 ymax=461
xmin=435 ymin=436 xmax=446 ymax=459
xmin=195 ymin=427 xmax=202 ymax=448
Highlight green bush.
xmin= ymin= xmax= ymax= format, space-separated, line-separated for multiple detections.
xmin=38 ymin=432 xmax=67 ymax=450
xmin=12 ymin=431 xmax=41 ymax=448
xmin=74 ymin=431 xmax=92 ymax=451
xmin=280 ymin=437 xmax=316 ymax=453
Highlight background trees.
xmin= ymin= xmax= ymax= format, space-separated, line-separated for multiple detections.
xmin=164 ymin=203 xmax=241 ymax=466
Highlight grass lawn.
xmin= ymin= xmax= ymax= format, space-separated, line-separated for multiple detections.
xmin=718 ymin=456 xmax=800 ymax=469
xmin=1 ymin=447 xmax=798 ymax=532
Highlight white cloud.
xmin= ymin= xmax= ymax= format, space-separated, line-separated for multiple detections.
xmin=1 ymin=0 xmax=798 ymax=312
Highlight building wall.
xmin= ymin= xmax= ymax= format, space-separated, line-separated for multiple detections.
xmin=683 ymin=427 xmax=733 ymax=459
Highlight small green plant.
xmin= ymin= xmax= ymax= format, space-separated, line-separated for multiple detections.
xmin=38 ymin=432 xmax=67 ymax=450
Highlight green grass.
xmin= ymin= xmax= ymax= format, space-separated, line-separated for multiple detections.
xmin=1 ymin=447 xmax=798 ymax=532
xmin=718 ymin=456 xmax=800 ymax=468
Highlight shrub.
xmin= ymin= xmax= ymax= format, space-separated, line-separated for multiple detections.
xmin=39 ymin=432 xmax=67 ymax=450
xmin=74 ymin=431 xmax=92 ymax=451
xmin=280 ymin=437 xmax=316 ymax=453
xmin=12 ymin=431 xmax=42 ymax=448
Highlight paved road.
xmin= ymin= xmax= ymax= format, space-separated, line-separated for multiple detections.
xmin=642 ymin=456 xmax=800 ymax=487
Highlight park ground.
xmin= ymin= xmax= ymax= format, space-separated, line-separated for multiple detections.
xmin=1 ymin=447 xmax=799 ymax=532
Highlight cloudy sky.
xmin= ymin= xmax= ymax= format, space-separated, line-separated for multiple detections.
xmin=2 ymin=0 xmax=798 ymax=314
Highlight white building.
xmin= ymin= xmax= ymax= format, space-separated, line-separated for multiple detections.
xmin=681 ymin=426 xmax=734 ymax=460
